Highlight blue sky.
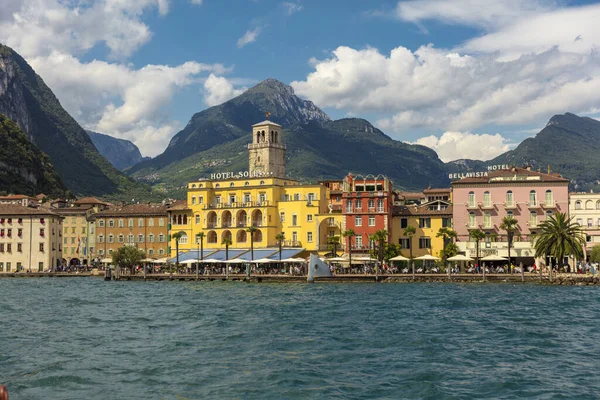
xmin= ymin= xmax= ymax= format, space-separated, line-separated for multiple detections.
xmin=2 ymin=0 xmax=600 ymax=160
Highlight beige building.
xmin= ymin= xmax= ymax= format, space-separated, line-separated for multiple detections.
xmin=0 ymin=204 xmax=63 ymax=272
xmin=569 ymin=192 xmax=600 ymax=258
xmin=248 ymin=120 xmax=286 ymax=178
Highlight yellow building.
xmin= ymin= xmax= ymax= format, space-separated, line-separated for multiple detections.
xmin=391 ymin=191 xmax=453 ymax=259
xmin=170 ymin=120 xmax=343 ymax=258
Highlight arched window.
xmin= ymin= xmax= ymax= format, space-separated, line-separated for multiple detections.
xmin=222 ymin=230 xmax=232 ymax=242
xmin=506 ymin=190 xmax=513 ymax=207
xmin=260 ymin=180 xmax=265 ymax=185
xmin=270 ymin=130 xmax=274 ymax=142
xmin=530 ymin=211 xmax=537 ymax=227
xmin=507 ymin=211 xmax=513 ymax=218
xmin=252 ymin=210 xmax=263 ymax=226
xmin=253 ymin=229 xmax=263 ymax=242
xmin=275 ymin=131 xmax=278 ymax=142
xmin=546 ymin=210 xmax=553 ymax=219
xmin=207 ymin=211 xmax=217 ymax=228
xmin=469 ymin=212 xmax=476 ymax=228
xmin=237 ymin=210 xmax=247 ymax=227
xmin=178 ymin=233 xmax=187 ymax=244
xmin=245 ymin=182 xmax=249 ymax=186
xmin=191 ymin=184 xmax=196 ymax=188
xmin=468 ymin=191 xmax=475 ymax=208
xmin=222 ymin=211 xmax=232 ymax=228
xmin=261 ymin=130 xmax=266 ymax=142
xmin=483 ymin=191 xmax=491 ymax=207
xmin=237 ymin=230 xmax=247 ymax=243
xmin=230 ymin=182 xmax=234 ymax=187
xmin=215 ymin=184 xmax=220 ymax=188
xmin=529 ymin=190 xmax=537 ymax=206
xmin=182 ymin=215 xmax=187 ymax=225
xmin=256 ymin=132 xmax=260 ymax=143
xmin=597 ymin=200 xmax=600 ymax=210
xmin=545 ymin=190 xmax=553 ymax=205
xmin=586 ymin=200 xmax=594 ymax=210
xmin=177 ymin=215 xmax=182 ymax=225
xmin=207 ymin=231 xmax=217 ymax=244
xmin=575 ymin=200 xmax=582 ymax=210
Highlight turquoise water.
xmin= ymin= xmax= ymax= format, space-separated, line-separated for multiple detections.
xmin=1 ymin=279 xmax=599 ymax=399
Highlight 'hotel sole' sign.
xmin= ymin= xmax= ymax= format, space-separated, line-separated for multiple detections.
xmin=448 ymin=164 xmax=510 ymax=180
xmin=210 ymin=170 xmax=275 ymax=180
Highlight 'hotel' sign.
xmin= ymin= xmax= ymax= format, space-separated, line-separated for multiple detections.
xmin=448 ymin=164 xmax=510 ymax=180
xmin=210 ymin=170 xmax=275 ymax=180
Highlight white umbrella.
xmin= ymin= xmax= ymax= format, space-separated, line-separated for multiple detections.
xmin=481 ymin=255 xmax=508 ymax=261
xmin=180 ymin=259 xmax=198 ymax=265
xmin=100 ymin=258 xmax=112 ymax=263
xmin=224 ymin=258 xmax=247 ymax=264
xmin=292 ymin=257 xmax=307 ymax=263
xmin=447 ymin=254 xmax=473 ymax=261
xmin=354 ymin=256 xmax=378 ymax=262
xmin=389 ymin=255 xmax=410 ymax=261
xmin=141 ymin=258 xmax=155 ymax=263
xmin=153 ymin=258 xmax=168 ymax=264
xmin=201 ymin=258 xmax=223 ymax=263
xmin=327 ymin=256 xmax=349 ymax=262
xmin=281 ymin=257 xmax=300 ymax=262
xmin=252 ymin=258 xmax=276 ymax=263
xmin=415 ymin=254 xmax=441 ymax=261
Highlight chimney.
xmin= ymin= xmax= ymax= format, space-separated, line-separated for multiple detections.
xmin=524 ymin=164 xmax=532 ymax=171
xmin=547 ymin=165 xmax=551 ymax=174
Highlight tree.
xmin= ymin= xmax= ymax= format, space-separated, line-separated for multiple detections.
xmin=327 ymin=235 xmax=340 ymax=257
xmin=590 ymin=244 xmax=600 ymax=263
xmin=470 ymin=229 xmax=486 ymax=274
xmin=275 ymin=232 xmax=285 ymax=261
xmin=222 ymin=236 xmax=232 ymax=261
xmin=372 ymin=229 xmax=389 ymax=265
xmin=246 ymin=225 xmax=259 ymax=276
xmin=195 ymin=232 xmax=205 ymax=278
xmin=112 ymin=246 xmax=145 ymax=275
xmin=442 ymin=242 xmax=459 ymax=260
xmin=533 ymin=212 xmax=586 ymax=280
xmin=172 ymin=231 xmax=184 ymax=274
xmin=404 ymin=225 xmax=416 ymax=277
xmin=384 ymin=243 xmax=402 ymax=263
xmin=500 ymin=216 xmax=519 ymax=269
xmin=342 ymin=229 xmax=356 ymax=269
xmin=436 ymin=227 xmax=457 ymax=265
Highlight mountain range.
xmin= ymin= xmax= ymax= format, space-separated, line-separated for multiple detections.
xmin=128 ymin=78 xmax=449 ymax=196
xmin=0 ymin=43 xmax=152 ymax=200
xmin=86 ymin=130 xmax=148 ymax=171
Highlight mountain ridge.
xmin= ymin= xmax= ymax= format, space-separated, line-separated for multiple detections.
xmin=86 ymin=130 xmax=148 ymax=171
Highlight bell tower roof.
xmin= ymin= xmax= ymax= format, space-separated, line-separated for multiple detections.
xmin=252 ymin=120 xmax=282 ymax=127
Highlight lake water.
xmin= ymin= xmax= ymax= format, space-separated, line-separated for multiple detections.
xmin=1 ymin=279 xmax=599 ymax=399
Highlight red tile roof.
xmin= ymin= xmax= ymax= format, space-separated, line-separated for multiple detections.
xmin=393 ymin=203 xmax=453 ymax=217
xmin=94 ymin=204 xmax=169 ymax=217
xmin=0 ymin=204 xmax=61 ymax=216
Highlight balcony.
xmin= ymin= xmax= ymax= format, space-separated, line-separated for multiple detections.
xmin=282 ymin=240 xmax=302 ymax=247
xmin=527 ymin=201 xmax=540 ymax=209
xmin=236 ymin=222 xmax=247 ymax=228
xmin=541 ymin=201 xmax=557 ymax=209
xmin=203 ymin=200 xmax=271 ymax=210
xmin=503 ymin=202 xmax=517 ymax=209
xmin=480 ymin=202 xmax=494 ymax=210
xmin=466 ymin=203 xmax=478 ymax=210
xmin=252 ymin=220 xmax=263 ymax=227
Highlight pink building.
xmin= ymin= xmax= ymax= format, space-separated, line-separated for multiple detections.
xmin=452 ymin=166 xmax=569 ymax=264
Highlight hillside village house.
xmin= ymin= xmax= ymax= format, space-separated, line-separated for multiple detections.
xmin=452 ymin=166 xmax=569 ymax=266
xmin=0 ymin=204 xmax=63 ymax=272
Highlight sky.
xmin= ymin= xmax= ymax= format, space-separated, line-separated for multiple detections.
xmin=2 ymin=0 xmax=600 ymax=161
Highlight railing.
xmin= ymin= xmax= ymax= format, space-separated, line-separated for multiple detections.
xmin=248 ymin=143 xmax=286 ymax=150
xmin=252 ymin=221 xmax=263 ymax=227
xmin=282 ymin=240 xmax=302 ymax=247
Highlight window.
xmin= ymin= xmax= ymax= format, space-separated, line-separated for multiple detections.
xmin=355 ymin=236 xmax=363 ymax=248
xmin=195 ymin=215 xmax=200 ymax=224
xmin=229 ymin=195 xmax=236 ymax=204
xmin=148 ymin=249 xmax=154 ymax=255
xmin=138 ymin=218 xmax=144 ymax=227
xmin=442 ymin=218 xmax=452 ymax=228
xmin=469 ymin=212 xmax=476 ymax=228
xmin=530 ymin=211 xmax=537 ymax=227
xmin=545 ymin=190 xmax=553 ymax=205
xmin=39 ymin=243 xmax=44 ymax=252
xmin=355 ymin=216 xmax=362 ymax=226
xmin=159 ymin=218 xmax=165 ymax=227
xmin=484 ymin=212 xmax=491 ymax=228
xmin=0 ymin=244 xmax=3 ymax=252
xmin=159 ymin=234 xmax=165 ymax=242
xmin=597 ymin=201 xmax=600 ymax=210
xmin=400 ymin=218 xmax=408 ymax=228
xmin=98 ymin=249 xmax=104 ymax=256
xmin=17 ymin=243 xmax=22 ymax=252
xmin=138 ymin=234 xmax=144 ymax=243
xmin=419 ymin=218 xmax=431 ymax=228
xmin=179 ymin=234 xmax=187 ymax=244
xmin=127 ymin=234 xmax=134 ymax=244
xmin=377 ymin=199 xmax=384 ymax=212
xmin=81 ymin=227 xmax=86 ymax=234
xmin=575 ymin=201 xmax=582 ymax=210
xmin=483 ymin=191 xmax=491 ymax=207
xmin=108 ymin=235 xmax=114 ymax=243
xmin=71 ymin=227 xmax=75 ymax=234
xmin=7 ymin=244 xmax=11 ymax=252
xmin=118 ymin=234 xmax=124 ymax=243
xmin=280 ymin=212 xmax=285 ymax=223
xmin=292 ymin=214 xmax=297 ymax=226
xmin=419 ymin=237 xmax=431 ymax=249
xmin=368 ymin=216 xmax=375 ymax=226
xmin=64 ymin=237 xmax=67 ymax=244
xmin=128 ymin=219 xmax=134 ymax=228
xmin=259 ymin=193 xmax=267 ymax=203
xmin=108 ymin=219 xmax=114 ymax=228
xmin=199 ymin=197 xmax=204 ymax=204
xmin=468 ymin=192 xmax=475 ymax=207
xmin=149 ymin=234 xmax=155 ymax=243
xmin=346 ymin=200 xmax=352 ymax=213
xmin=588 ymin=218 xmax=593 ymax=228
xmin=98 ymin=235 xmax=104 ymax=243
xmin=71 ymin=237 xmax=75 ymax=244
xmin=577 ymin=218 xmax=582 ymax=226
xmin=118 ymin=219 xmax=124 ymax=228
xmin=546 ymin=210 xmax=552 ymax=220
xmin=308 ymin=193 xmax=316 ymax=203
xmin=355 ymin=199 xmax=361 ymax=209
xmin=368 ymin=199 xmax=375 ymax=210
xmin=307 ymin=232 xmax=313 ymax=242
xmin=507 ymin=211 xmax=513 ymax=218
xmin=244 ymin=194 xmax=251 ymax=204
xmin=159 ymin=249 xmax=165 ymax=255
xmin=294 ymin=193 xmax=300 ymax=201
xmin=586 ymin=200 xmax=594 ymax=210
xmin=307 ymin=214 xmax=313 ymax=222
xmin=529 ymin=191 xmax=537 ymax=206
xmin=191 ymin=196 xmax=196 ymax=205
xmin=399 ymin=238 xmax=410 ymax=249
xmin=292 ymin=231 xmax=298 ymax=243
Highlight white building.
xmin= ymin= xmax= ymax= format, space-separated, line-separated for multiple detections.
xmin=569 ymin=192 xmax=600 ymax=258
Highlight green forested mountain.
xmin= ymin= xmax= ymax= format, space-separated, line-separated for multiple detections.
xmin=0 ymin=43 xmax=152 ymax=199
xmin=0 ymin=113 xmax=67 ymax=197
xmin=445 ymin=113 xmax=600 ymax=191
xmin=129 ymin=79 xmax=449 ymax=195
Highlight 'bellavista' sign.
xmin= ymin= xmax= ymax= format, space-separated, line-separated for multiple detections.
xmin=210 ymin=170 xmax=275 ymax=180
xmin=448 ymin=164 xmax=510 ymax=180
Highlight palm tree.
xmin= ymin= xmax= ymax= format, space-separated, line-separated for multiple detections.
xmin=172 ymin=231 xmax=184 ymax=274
xmin=533 ymin=212 xmax=586 ymax=281
xmin=195 ymin=232 xmax=205 ymax=278
xmin=500 ymin=216 xmax=519 ymax=272
xmin=275 ymin=232 xmax=285 ymax=261
xmin=246 ymin=225 xmax=258 ymax=276
xmin=222 ymin=236 xmax=232 ymax=278
xmin=470 ymin=229 xmax=486 ymax=277
xmin=436 ymin=227 xmax=457 ymax=265
xmin=373 ymin=229 xmax=388 ymax=265
xmin=404 ymin=225 xmax=416 ymax=278
xmin=327 ymin=235 xmax=340 ymax=257
xmin=342 ymin=229 xmax=356 ymax=269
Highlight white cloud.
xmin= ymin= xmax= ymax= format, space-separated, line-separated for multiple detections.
xmin=203 ymin=74 xmax=246 ymax=107
xmin=414 ymin=131 xmax=513 ymax=162
xmin=282 ymin=2 xmax=303 ymax=16
xmin=29 ymin=52 xmax=227 ymax=157
xmin=237 ymin=27 xmax=262 ymax=48
xmin=190 ymin=0 xmax=203 ymax=4
xmin=292 ymin=44 xmax=600 ymax=133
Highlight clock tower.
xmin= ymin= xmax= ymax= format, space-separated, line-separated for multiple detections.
xmin=248 ymin=120 xmax=286 ymax=178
